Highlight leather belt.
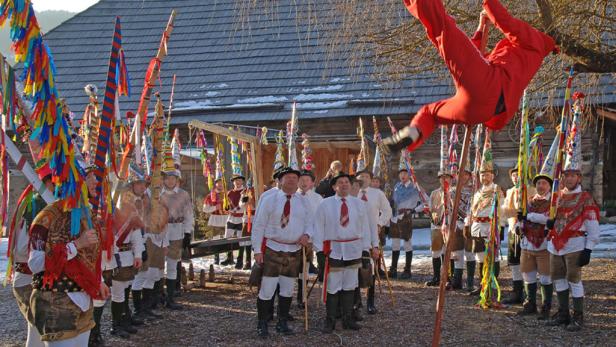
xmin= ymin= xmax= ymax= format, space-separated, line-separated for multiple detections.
xmin=473 ymin=217 xmax=491 ymax=223
xmin=168 ymin=217 xmax=184 ymax=224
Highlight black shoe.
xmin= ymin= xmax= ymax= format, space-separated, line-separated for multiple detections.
xmin=382 ymin=126 xmax=419 ymax=154
xmin=257 ymin=320 xmax=269 ymax=338
xmin=469 ymin=288 xmax=481 ymax=296
xmin=88 ymin=331 xmax=103 ymax=347
xmin=502 ymin=280 xmax=525 ymax=305
xmin=452 ymin=269 xmax=463 ymax=290
xmin=122 ymin=316 xmax=138 ymax=334
xmin=388 ymin=269 xmax=398 ymax=279
xmin=367 ymin=303 xmax=377 ymax=315
xmin=308 ymin=263 xmax=318 ymax=274
xmin=400 ymin=270 xmax=412 ymax=279
xmin=367 ymin=284 xmax=376 ymax=315
xmin=537 ymin=303 xmax=551 ymax=321
xmin=243 ymin=261 xmax=252 ymax=270
xmin=517 ymin=301 xmax=538 ymax=316
xmin=546 ymin=309 xmax=571 ymax=326
xmin=352 ymin=307 xmax=363 ymax=322
xmin=566 ymin=311 xmax=584 ymax=332
xmin=111 ymin=302 xmax=130 ymax=339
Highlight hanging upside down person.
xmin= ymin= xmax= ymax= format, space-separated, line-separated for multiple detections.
xmin=383 ymin=0 xmax=557 ymax=152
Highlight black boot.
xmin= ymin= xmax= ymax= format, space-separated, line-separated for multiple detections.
xmin=257 ymin=298 xmax=272 ymax=338
xmin=120 ymin=299 xmax=138 ymax=334
xmin=352 ymin=287 xmax=363 ymax=321
xmin=214 ymin=254 xmax=220 ymax=265
xmin=151 ymin=280 xmax=162 ymax=309
xmin=275 ymin=296 xmax=294 ymax=335
xmin=221 ymin=251 xmax=234 ymax=265
xmin=400 ymin=251 xmax=413 ymax=279
xmin=538 ymin=284 xmax=553 ymax=321
xmin=452 ymin=268 xmax=463 ymax=290
xmin=89 ymin=306 xmax=105 ymax=347
xmin=176 ymin=263 xmax=182 ymax=296
xmin=244 ymin=247 xmax=252 ymax=270
xmin=425 ymin=257 xmax=441 ymax=286
xmin=165 ymin=279 xmax=183 ymax=310
xmin=566 ymin=297 xmax=584 ymax=332
xmin=235 ymin=247 xmax=245 ymax=270
xmin=125 ymin=288 xmax=144 ymax=326
xmin=142 ymin=288 xmax=162 ymax=319
xmin=297 ymin=278 xmax=304 ymax=309
xmin=132 ymin=289 xmax=146 ymax=321
xmin=341 ymin=290 xmax=361 ymax=330
xmin=503 ymin=280 xmax=525 ymax=305
xmin=517 ymin=282 xmax=538 ymax=315
xmin=469 ymin=263 xmax=483 ymax=296
xmin=389 ymin=251 xmax=400 ymax=279
xmin=111 ymin=301 xmax=130 ymax=338
xmin=323 ymin=292 xmax=339 ymax=333
xmin=367 ymin=278 xmax=377 ymax=314
xmin=547 ymin=290 xmax=571 ymax=326
xmin=466 ymin=261 xmax=476 ymax=292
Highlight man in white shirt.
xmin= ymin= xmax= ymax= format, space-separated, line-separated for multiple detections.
xmin=252 ymin=167 xmax=311 ymax=338
xmin=546 ymin=170 xmax=600 ymax=331
xmin=355 ymin=170 xmax=391 ymax=315
xmin=313 ymin=173 xmax=375 ymax=333
xmin=296 ymin=169 xmax=322 ymax=308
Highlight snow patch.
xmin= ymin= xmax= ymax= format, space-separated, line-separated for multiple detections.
xmin=205 ymin=91 xmax=220 ymax=97
xmin=296 ymin=101 xmax=347 ymax=109
xmin=174 ymin=100 xmax=214 ymax=110
xmin=330 ymin=77 xmax=350 ymax=83
xmin=237 ymin=96 xmax=288 ymax=104
xmin=294 ymin=93 xmax=353 ymax=101
xmin=302 ymin=85 xmax=343 ymax=92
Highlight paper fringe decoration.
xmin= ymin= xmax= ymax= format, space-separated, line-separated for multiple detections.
xmin=301 ymin=133 xmax=314 ymax=171
xmin=478 ymin=191 xmax=502 ymax=309
xmin=0 ymin=0 xmax=91 ymax=234
xmin=356 ymin=118 xmax=368 ymax=172
xmin=516 ymin=90 xmax=530 ymax=217
xmin=228 ymin=129 xmax=242 ymax=176
xmin=260 ymin=127 xmax=268 ymax=145
xmin=287 ymin=102 xmax=299 ymax=170
xmin=274 ymin=130 xmax=285 ymax=171
xmin=528 ymin=126 xmax=544 ymax=179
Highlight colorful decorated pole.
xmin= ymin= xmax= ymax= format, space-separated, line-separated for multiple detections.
xmin=228 ymin=130 xmax=242 ymax=176
xmin=478 ymin=191 xmax=502 ymax=308
xmin=91 ymin=16 xmax=129 ymax=215
xmin=120 ymin=10 xmax=176 ymax=179
xmin=356 ymin=118 xmax=369 ymax=172
xmin=372 ymin=116 xmax=388 ymax=183
xmin=287 ymin=102 xmax=300 ymax=170
xmin=528 ymin=126 xmax=545 ymax=179
xmin=516 ymin=90 xmax=531 ymax=218
xmin=548 ymin=67 xmax=575 ymax=224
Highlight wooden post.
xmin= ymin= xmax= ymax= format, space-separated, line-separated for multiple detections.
xmin=189 ymin=263 xmax=195 ymax=281
xmin=432 ymin=126 xmax=472 ymax=347
xmin=199 ymin=269 xmax=206 ymax=288
xmin=208 ymin=264 xmax=215 ymax=282
xmin=302 ymin=247 xmax=309 ymax=332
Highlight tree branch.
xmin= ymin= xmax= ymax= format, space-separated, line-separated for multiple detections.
xmin=535 ymin=0 xmax=615 ymax=73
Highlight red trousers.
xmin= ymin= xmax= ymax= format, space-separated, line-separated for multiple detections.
xmin=402 ymin=0 xmax=555 ymax=151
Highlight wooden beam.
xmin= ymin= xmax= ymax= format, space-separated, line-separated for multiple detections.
xmin=189 ymin=120 xmax=258 ymax=143
xmin=597 ymin=108 xmax=616 ymax=123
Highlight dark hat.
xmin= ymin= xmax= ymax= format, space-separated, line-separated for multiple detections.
xmin=398 ymin=168 xmax=408 ymax=173
xmin=277 ymin=167 xmax=301 ymax=180
xmin=231 ymin=174 xmax=245 ymax=182
xmin=355 ymin=169 xmax=373 ymax=178
xmin=532 ymin=174 xmax=553 ymax=187
xmin=508 ymin=166 xmax=519 ymax=176
xmin=299 ymin=170 xmax=315 ymax=181
xmin=330 ymin=172 xmax=353 ymax=187
xmin=272 ymin=167 xmax=284 ymax=180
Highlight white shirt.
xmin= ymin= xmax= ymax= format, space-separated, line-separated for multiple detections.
xmin=252 ymin=190 xmax=311 ymax=254
xmin=298 ymin=188 xmax=323 ymax=219
xmin=547 ymin=186 xmax=601 ymax=256
xmin=13 ymin=223 xmax=33 ymax=288
xmin=313 ymin=194 xmax=371 ymax=260
xmin=29 ymin=243 xmax=91 ymax=312
xmin=256 ymin=186 xmax=279 ymax=210
xmin=358 ymin=187 xmax=391 ymax=249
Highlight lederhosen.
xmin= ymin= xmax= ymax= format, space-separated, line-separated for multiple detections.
xmin=29 ymin=202 xmax=100 ymax=342
xmin=261 ymin=238 xmax=301 ymax=278
xmin=393 ymin=209 xmax=413 ymax=241
xmin=322 ymin=238 xmax=361 ymax=301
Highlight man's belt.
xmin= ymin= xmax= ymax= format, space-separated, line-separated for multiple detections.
xmin=260 ymin=236 xmax=301 ymax=254
xmin=32 ymin=273 xmax=83 ymax=293
xmin=117 ymin=244 xmax=132 ymax=252
xmin=322 ymin=237 xmax=360 ymax=303
xmin=231 ymin=213 xmax=244 ymax=218
xmin=398 ymin=209 xmax=412 ymax=214
xmin=473 ymin=217 xmax=491 ymax=223
xmin=168 ymin=217 xmax=184 ymax=224
xmin=14 ymin=262 xmax=32 ymax=275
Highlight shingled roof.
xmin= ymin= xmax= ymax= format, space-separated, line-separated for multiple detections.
xmin=42 ymin=0 xmax=614 ymax=125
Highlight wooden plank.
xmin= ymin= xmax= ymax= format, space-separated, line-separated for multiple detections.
xmin=597 ymin=108 xmax=616 ymax=123
xmin=189 ymin=237 xmax=251 ymax=258
xmin=189 ymin=120 xmax=258 ymax=143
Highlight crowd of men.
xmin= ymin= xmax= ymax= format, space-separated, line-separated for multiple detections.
xmin=7 ymin=132 xmax=602 ymax=347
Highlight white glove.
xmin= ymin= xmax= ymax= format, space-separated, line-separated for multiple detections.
xmin=414 ymin=205 xmax=424 ymax=213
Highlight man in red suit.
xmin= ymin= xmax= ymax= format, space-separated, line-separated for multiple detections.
xmin=384 ymin=0 xmax=556 ymax=152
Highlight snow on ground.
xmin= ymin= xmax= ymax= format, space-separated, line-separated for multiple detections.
xmin=2 ymin=225 xmax=614 ymax=282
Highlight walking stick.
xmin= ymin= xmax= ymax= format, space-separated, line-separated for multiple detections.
xmin=302 ymin=247 xmax=308 ymax=332
xmin=374 ymin=259 xmax=383 ymax=294
xmin=379 ymin=247 xmax=396 ymax=305
xmin=306 ymin=275 xmax=319 ymax=298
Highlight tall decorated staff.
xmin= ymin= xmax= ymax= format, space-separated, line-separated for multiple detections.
xmin=0 ymin=0 xmax=91 ymax=234
xmin=548 ymin=67 xmax=575 ymax=226
xmin=287 ymin=102 xmax=300 ymax=170
xmin=228 ymin=130 xmax=242 ymax=176
xmin=371 ymin=116 xmax=387 ymax=183
xmin=146 ymin=94 xmax=169 ymax=234
xmin=120 ymin=10 xmax=176 ymax=180
xmin=274 ymin=130 xmax=286 ymax=171
xmin=472 ymin=124 xmax=484 ymax=192
xmin=260 ymin=127 xmax=269 ymax=145
xmin=197 ymin=130 xmax=214 ymax=190
xmin=214 ymin=134 xmax=228 ymax=209
xmin=447 ymin=125 xmax=459 ymax=179
xmin=528 ymin=126 xmax=545 ymax=179
xmin=516 ymin=90 xmax=531 ymax=220
xmin=356 ymin=117 xmax=369 ymax=172
xmin=301 ymin=133 xmax=314 ymax=171
xmin=81 ymin=84 xmax=100 ymax=163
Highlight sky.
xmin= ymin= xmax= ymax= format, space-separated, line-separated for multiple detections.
xmin=32 ymin=0 xmax=100 ymax=13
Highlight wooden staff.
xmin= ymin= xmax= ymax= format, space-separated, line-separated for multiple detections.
xmin=379 ymin=247 xmax=395 ymax=305
xmin=374 ymin=258 xmax=382 ymax=294
xmin=302 ymin=246 xmax=308 ymax=332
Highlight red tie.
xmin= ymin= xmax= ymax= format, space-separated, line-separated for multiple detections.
xmin=340 ymin=198 xmax=349 ymax=227
xmin=361 ymin=190 xmax=368 ymax=202
xmin=281 ymin=194 xmax=292 ymax=228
